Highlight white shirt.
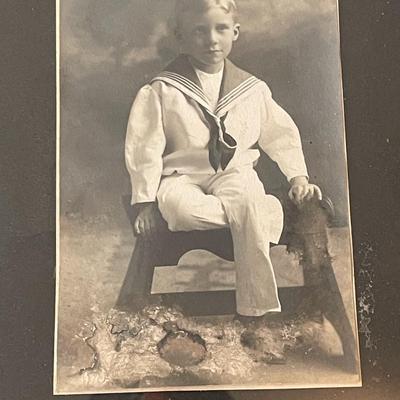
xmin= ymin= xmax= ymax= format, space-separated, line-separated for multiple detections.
xmin=194 ymin=67 xmax=224 ymax=112
xmin=125 ymin=74 xmax=308 ymax=205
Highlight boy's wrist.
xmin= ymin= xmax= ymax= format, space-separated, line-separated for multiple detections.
xmin=289 ymin=176 xmax=309 ymax=186
xmin=133 ymin=201 xmax=156 ymax=212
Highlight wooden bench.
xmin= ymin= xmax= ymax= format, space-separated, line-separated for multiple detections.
xmin=115 ymin=193 xmax=357 ymax=370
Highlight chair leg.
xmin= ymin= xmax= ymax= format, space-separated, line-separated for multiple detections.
xmin=287 ymin=198 xmax=358 ymax=372
xmin=300 ymin=232 xmax=358 ymax=372
xmin=318 ymin=261 xmax=358 ymax=371
xmin=115 ymin=237 xmax=159 ymax=311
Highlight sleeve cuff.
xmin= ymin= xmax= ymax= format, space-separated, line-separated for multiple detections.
xmin=131 ymin=193 xmax=157 ymax=206
xmin=287 ymin=174 xmax=309 ymax=183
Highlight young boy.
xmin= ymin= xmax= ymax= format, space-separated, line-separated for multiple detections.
xmin=125 ymin=0 xmax=322 ymax=320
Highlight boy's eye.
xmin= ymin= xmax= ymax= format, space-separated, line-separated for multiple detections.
xmin=216 ymin=24 xmax=229 ymax=31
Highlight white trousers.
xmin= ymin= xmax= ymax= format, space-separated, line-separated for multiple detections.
xmin=157 ymin=165 xmax=284 ymax=316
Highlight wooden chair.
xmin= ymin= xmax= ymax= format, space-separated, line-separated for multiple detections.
xmin=115 ymin=192 xmax=357 ymax=370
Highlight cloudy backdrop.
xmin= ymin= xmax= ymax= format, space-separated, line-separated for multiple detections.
xmin=60 ymin=0 xmax=349 ymax=225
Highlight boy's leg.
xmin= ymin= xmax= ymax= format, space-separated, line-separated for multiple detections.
xmin=206 ymin=166 xmax=284 ymax=317
xmin=157 ymin=170 xmax=283 ymax=317
xmin=157 ymin=174 xmax=229 ymax=231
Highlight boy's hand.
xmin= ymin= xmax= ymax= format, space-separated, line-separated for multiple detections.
xmin=289 ymin=176 xmax=322 ymax=205
xmin=133 ymin=202 xmax=165 ymax=238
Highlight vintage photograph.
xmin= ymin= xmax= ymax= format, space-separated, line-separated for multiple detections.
xmin=55 ymin=0 xmax=361 ymax=394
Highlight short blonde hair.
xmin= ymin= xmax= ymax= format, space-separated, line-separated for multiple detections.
xmin=174 ymin=0 xmax=238 ymax=30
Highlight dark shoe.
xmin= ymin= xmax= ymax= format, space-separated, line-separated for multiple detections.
xmin=233 ymin=313 xmax=264 ymax=328
xmin=240 ymin=330 xmax=287 ymax=365
xmin=263 ymin=352 xmax=287 ymax=365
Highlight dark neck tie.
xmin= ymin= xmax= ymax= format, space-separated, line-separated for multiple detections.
xmin=200 ymin=108 xmax=237 ymax=172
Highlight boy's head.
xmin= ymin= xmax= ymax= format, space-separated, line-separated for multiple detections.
xmin=174 ymin=0 xmax=240 ymax=73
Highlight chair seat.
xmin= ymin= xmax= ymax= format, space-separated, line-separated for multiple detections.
xmin=151 ymin=247 xmax=304 ymax=295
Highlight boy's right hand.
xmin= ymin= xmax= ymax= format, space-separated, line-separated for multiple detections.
xmin=133 ymin=202 xmax=166 ymax=238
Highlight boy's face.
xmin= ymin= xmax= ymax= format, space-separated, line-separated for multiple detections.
xmin=177 ymin=7 xmax=240 ymax=73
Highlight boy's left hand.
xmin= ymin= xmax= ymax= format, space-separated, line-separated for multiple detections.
xmin=289 ymin=176 xmax=322 ymax=205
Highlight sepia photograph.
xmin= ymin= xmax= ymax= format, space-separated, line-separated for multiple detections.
xmin=54 ymin=0 xmax=362 ymax=394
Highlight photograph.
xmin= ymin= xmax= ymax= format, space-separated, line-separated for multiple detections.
xmin=54 ymin=0 xmax=362 ymax=394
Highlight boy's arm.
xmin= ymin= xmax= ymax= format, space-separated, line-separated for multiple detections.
xmin=258 ymin=83 xmax=308 ymax=181
xmin=125 ymin=85 xmax=166 ymax=206
xmin=258 ymin=84 xmax=321 ymax=204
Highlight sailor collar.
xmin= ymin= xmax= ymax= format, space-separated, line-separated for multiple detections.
xmin=151 ymin=54 xmax=262 ymax=117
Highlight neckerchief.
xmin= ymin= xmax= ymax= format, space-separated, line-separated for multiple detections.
xmin=151 ymin=54 xmax=262 ymax=171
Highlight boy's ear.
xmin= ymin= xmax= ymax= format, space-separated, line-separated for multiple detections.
xmin=233 ymin=23 xmax=240 ymax=41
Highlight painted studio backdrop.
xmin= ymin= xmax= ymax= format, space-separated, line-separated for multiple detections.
xmin=56 ymin=0 xmax=360 ymax=394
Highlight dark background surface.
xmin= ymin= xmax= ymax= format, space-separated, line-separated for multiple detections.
xmin=1 ymin=0 xmax=399 ymax=399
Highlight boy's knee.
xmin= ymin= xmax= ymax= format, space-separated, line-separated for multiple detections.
xmin=158 ymin=192 xmax=197 ymax=231
xmin=226 ymin=190 xmax=260 ymax=211
xmin=222 ymin=190 xmax=281 ymax=223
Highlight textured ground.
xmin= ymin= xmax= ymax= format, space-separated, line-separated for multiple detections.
xmin=55 ymin=217 xmax=361 ymax=394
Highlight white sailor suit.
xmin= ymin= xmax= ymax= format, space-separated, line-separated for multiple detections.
xmin=125 ymin=55 xmax=308 ymax=316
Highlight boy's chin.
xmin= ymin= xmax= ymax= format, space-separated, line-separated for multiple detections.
xmin=192 ymin=57 xmax=225 ymax=72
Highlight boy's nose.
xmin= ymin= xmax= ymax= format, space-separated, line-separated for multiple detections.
xmin=206 ymin=30 xmax=218 ymax=45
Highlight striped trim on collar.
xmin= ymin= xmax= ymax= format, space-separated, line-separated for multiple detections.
xmin=151 ymin=55 xmax=263 ymax=117
xmin=151 ymin=71 xmax=211 ymax=112
xmin=216 ymin=76 xmax=261 ymax=115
